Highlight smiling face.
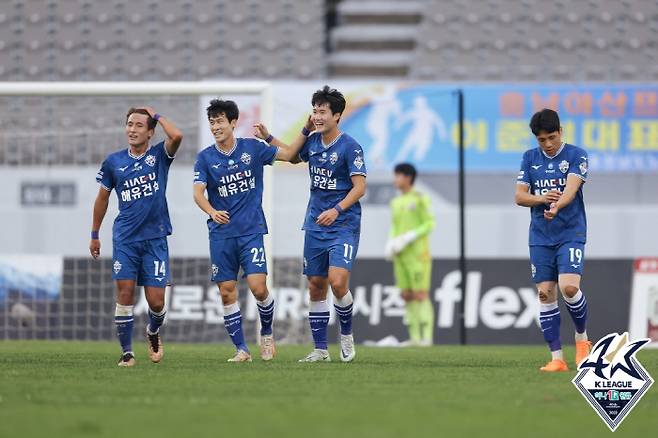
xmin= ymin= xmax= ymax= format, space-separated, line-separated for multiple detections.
xmin=535 ymin=128 xmax=563 ymax=157
xmin=125 ymin=113 xmax=153 ymax=147
xmin=208 ymin=113 xmax=237 ymax=146
xmin=311 ymin=102 xmax=340 ymax=135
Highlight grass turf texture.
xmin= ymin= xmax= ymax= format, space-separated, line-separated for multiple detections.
xmin=0 ymin=341 xmax=656 ymax=438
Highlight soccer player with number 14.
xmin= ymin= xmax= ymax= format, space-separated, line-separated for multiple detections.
xmin=90 ymin=107 xmax=183 ymax=367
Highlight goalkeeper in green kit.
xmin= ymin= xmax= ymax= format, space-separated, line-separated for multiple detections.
xmin=385 ymin=163 xmax=435 ymax=346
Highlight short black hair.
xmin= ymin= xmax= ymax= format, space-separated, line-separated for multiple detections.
xmin=126 ymin=108 xmax=157 ymax=130
xmin=529 ymin=108 xmax=560 ymax=136
xmin=311 ymin=85 xmax=346 ymax=117
xmin=206 ymin=99 xmax=239 ymax=123
xmin=394 ymin=162 xmax=417 ymax=185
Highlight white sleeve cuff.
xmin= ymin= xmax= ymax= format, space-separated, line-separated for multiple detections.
xmin=516 ymin=181 xmax=530 ymax=186
xmin=567 ymin=172 xmax=587 ymax=182
xmin=98 ymin=182 xmax=112 ymax=191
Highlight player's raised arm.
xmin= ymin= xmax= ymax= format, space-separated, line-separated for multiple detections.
xmin=140 ymin=106 xmax=183 ymax=157
xmin=253 ymin=116 xmax=314 ymax=163
xmin=89 ymin=186 xmax=111 ymax=259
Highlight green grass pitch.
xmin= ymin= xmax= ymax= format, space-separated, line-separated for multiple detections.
xmin=0 ymin=341 xmax=656 ymax=438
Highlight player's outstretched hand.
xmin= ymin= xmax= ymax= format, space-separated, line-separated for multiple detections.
xmin=316 ymin=208 xmax=338 ymax=226
xmin=90 ymin=239 xmax=101 ymax=259
xmin=542 ymin=189 xmax=561 ymax=204
xmin=211 ymin=209 xmax=230 ymax=224
xmin=544 ymin=202 xmax=559 ymax=220
xmin=253 ymin=123 xmax=269 ymax=140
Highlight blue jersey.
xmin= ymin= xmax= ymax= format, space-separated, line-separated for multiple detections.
xmin=517 ymin=143 xmax=588 ymax=246
xmin=194 ymin=138 xmax=278 ymax=240
xmin=299 ymin=132 xmax=367 ymax=234
xmin=96 ymin=141 xmax=174 ymax=244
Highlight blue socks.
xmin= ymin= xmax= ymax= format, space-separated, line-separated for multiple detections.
xmin=147 ymin=307 xmax=166 ymax=334
xmin=257 ymin=293 xmax=275 ymax=336
xmin=539 ymin=301 xmax=562 ymax=352
xmin=115 ymin=303 xmax=134 ymax=354
xmin=224 ymin=302 xmax=248 ymax=352
xmin=564 ymin=289 xmax=588 ymax=335
xmin=334 ymin=291 xmax=353 ymax=336
xmin=309 ymin=300 xmax=330 ymax=350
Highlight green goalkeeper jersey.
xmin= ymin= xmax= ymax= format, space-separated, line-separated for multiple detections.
xmin=390 ymin=189 xmax=435 ymax=261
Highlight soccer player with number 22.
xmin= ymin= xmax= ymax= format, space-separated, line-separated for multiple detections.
xmin=90 ymin=107 xmax=183 ymax=367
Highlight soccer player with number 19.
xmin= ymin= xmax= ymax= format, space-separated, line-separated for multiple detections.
xmin=515 ymin=108 xmax=591 ymax=372
xmin=90 ymin=107 xmax=183 ymax=367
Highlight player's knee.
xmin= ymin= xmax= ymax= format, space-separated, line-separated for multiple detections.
xmin=328 ymin=272 xmax=349 ymax=295
xmin=218 ymin=284 xmax=237 ymax=304
xmin=116 ymin=288 xmax=134 ymax=305
xmin=401 ymin=290 xmax=413 ymax=302
xmin=414 ymin=291 xmax=428 ymax=301
xmin=251 ymin=285 xmax=268 ymax=301
xmin=538 ymin=289 xmax=550 ymax=303
xmin=308 ymin=277 xmax=326 ymax=293
xmin=561 ymin=285 xmax=579 ymax=298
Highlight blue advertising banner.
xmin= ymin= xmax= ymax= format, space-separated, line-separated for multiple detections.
xmin=339 ymin=83 xmax=658 ymax=172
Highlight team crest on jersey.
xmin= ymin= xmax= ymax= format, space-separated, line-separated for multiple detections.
xmin=113 ymin=261 xmax=122 ymax=274
xmin=580 ymin=161 xmax=588 ymax=175
xmin=354 ymin=155 xmax=364 ymax=170
xmin=330 ymin=152 xmax=338 ymax=165
xmin=240 ymin=152 xmax=251 ymax=165
xmin=144 ymin=154 xmax=156 ymax=167
xmin=573 ymin=332 xmax=654 ymax=431
xmin=559 ymin=160 xmax=569 ymax=173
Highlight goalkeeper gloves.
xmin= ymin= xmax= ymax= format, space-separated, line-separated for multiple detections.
xmin=385 ymin=230 xmax=419 ymax=259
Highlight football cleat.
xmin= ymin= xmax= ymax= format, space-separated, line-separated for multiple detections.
xmin=259 ymin=334 xmax=276 ymax=361
xmin=540 ymin=359 xmax=569 ymax=372
xmin=340 ymin=334 xmax=356 ymax=362
xmin=146 ymin=327 xmax=164 ymax=363
xmin=575 ymin=340 xmax=592 ymax=368
xmin=117 ymin=352 xmax=136 ymax=367
xmin=298 ymin=349 xmax=331 ymax=362
xmin=227 ymin=349 xmax=252 ymax=362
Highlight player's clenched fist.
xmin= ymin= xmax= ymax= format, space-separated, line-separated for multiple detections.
xmin=211 ymin=209 xmax=230 ymax=224
xmin=89 ymin=239 xmax=101 ymax=259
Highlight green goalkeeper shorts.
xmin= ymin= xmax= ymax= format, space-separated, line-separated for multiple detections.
xmin=393 ymin=258 xmax=432 ymax=291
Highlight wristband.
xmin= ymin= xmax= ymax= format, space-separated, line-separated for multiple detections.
xmin=91 ymin=230 xmax=99 ymax=239
xmin=153 ymin=113 xmax=161 ymax=122
xmin=301 ymin=127 xmax=310 ymax=136
xmin=334 ymin=204 xmax=344 ymax=214
xmin=265 ymin=134 xmax=274 ymax=143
